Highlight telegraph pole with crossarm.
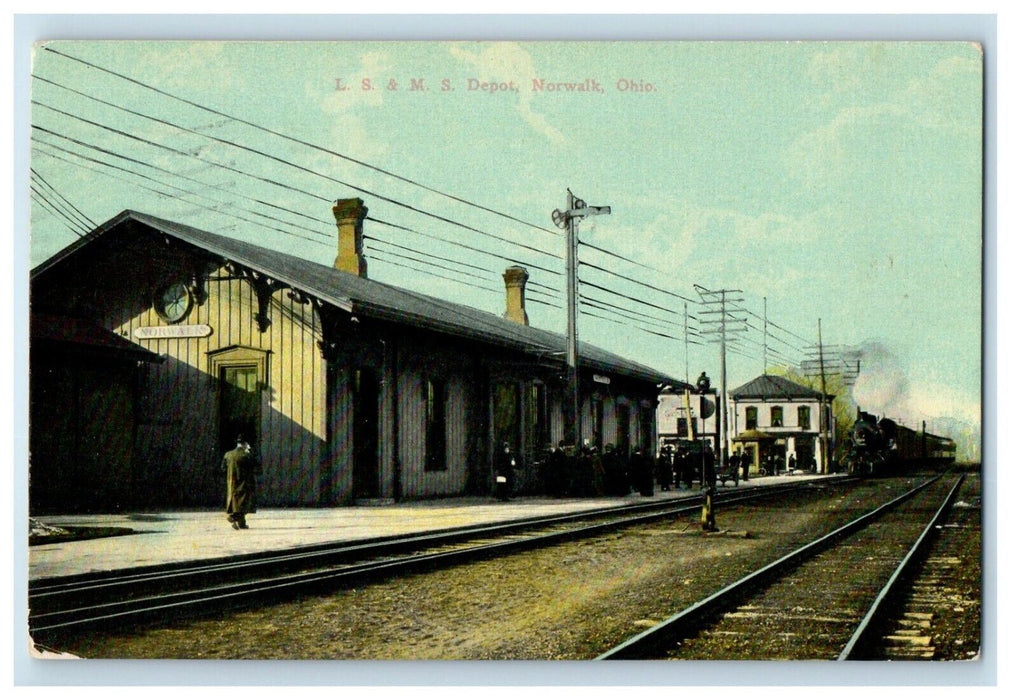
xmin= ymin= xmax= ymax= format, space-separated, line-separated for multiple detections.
xmin=552 ymin=189 xmax=611 ymax=447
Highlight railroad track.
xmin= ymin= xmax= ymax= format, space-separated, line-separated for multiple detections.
xmin=843 ymin=471 xmax=981 ymax=660
xmin=30 ymin=479 xmax=827 ymax=644
xmin=597 ymin=471 xmax=966 ymax=660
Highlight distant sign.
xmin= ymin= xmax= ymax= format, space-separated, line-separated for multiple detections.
xmin=134 ymin=324 xmax=213 ymax=340
xmin=592 ymin=374 xmax=611 ymax=385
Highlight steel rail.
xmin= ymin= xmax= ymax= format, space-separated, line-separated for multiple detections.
xmin=596 ymin=473 xmax=944 ymax=660
xmin=29 ymin=482 xmax=817 ymax=638
xmin=837 ymin=473 xmax=967 ymax=660
xmin=33 ymin=478 xmax=828 ymax=597
xmin=30 ymin=497 xmax=708 ymax=596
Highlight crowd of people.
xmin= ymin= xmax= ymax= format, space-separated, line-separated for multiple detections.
xmin=223 ymin=431 xmax=821 ymax=527
xmin=527 ymin=440 xmax=724 ymax=499
xmin=536 ymin=441 xmax=653 ymax=498
xmin=513 ymin=442 xmax=819 ymax=500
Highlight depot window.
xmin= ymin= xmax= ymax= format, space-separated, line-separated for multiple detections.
xmin=526 ymin=382 xmax=550 ymax=458
xmin=591 ymin=395 xmax=604 ymax=450
xmin=425 ymin=378 xmax=447 ymax=471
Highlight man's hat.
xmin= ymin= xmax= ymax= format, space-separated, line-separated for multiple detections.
xmin=236 ymin=434 xmax=246 ymax=443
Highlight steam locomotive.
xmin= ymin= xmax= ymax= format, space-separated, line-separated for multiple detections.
xmin=846 ymin=409 xmax=957 ymax=476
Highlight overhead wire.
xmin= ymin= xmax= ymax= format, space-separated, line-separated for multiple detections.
xmin=578 ymin=293 xmax=675 ymax=331
xmin=364 ymin=236 xmax=494 ymax=276
xmin=32 ymin=55 xmax=832 ymax=375
xmin=32 ymin=142 xmax=334 ymax=248
xmin=30 ymin=190 xmax=85 ymax=237
xmin=29 ymin=181 xmax=89 ymax=236
xmin=32 ymin=75 xmax=561 ymax=261
xmin=33 ymin=127 xmax=564 ymax=297
xmin=41 ymin=46 xmax=561 ymax=240
xmin=367 ymin=250 xmax=505 ymax=299
xmin=32 ymin=127 xmax=332 ymax=235
xmin=360 ymin=240 xmax=561 ymax=309
xmin=32 ymin=136 xmax=332 ymax=244
xmin=578 ymin=277 xmax=681 ymax=318
xmin=745 ymin=318 xmax=803 ymax=354
xmin=363 ymin=244 xmax=495 ymax=285
xmin=30 ymin=167 xmax=96 ymax=230
xmin=365 ymin=216 xmax=563 ymax=278
xmin=34 ymin=76 xmax=731 ymax=349
xmin=746 ymin=307 xmax=812 ymax=346
xmin=578 ymin=305 xmax=683 ymax=343
xmin=578 ymin=259 xmax=698 ymax=304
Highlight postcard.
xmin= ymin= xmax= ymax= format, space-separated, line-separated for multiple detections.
xmin=25 ymin=38 xmax=984 ymax=672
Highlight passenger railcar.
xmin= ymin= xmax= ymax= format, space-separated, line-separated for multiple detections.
xmin=846 ymin=409 xmax=956 ymax=476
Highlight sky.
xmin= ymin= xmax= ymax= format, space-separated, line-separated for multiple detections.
xmin=27 ymin=40 xmax=984 ymax=453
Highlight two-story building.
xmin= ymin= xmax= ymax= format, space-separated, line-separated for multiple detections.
xmin=655 ymin=385 xmax=717 ymax=452
xmin=727 ymin=374 xmax=834 ymax=475
xmin=30 ymin=199 xmax=679 ymax=513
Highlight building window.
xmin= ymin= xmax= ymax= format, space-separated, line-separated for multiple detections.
xmin=798 ymin=406 xmax=811 ymax=430
xmin=640 ymin=405 xmax=654 ymax=452
xmin=677 ymin=417 xmax=696 ymax=440
xmin=219 ymin=365 xmax=260 ymax=452
xmin=771 ymin=406 xmax=783 ymax=427
xmin=425 ymin=378 xmax=447 ymax=471
xmin=526 ymin=382 xmax=550 ymax=458
xmin=616 ymin=403 xmax=630 ymax=455
xmin=207 ymin=345 xmax=269 ymax=451
xmin=591 ymin=395 xmax=604 ymax=450
xmin=745 ymin=406 xmax=758 ymax=430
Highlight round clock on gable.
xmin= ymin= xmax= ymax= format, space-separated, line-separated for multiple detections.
xmin=154 ymin=282 xmax=193 ymax=324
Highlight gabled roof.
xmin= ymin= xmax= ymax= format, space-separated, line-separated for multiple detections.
xmin=33 ymin=211 xmax=684 ymax=388
xmin=729 ymin=374 xmax=823 ymax=401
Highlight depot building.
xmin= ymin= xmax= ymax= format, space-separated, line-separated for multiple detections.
xmin=29 ymin=199 xmax=681 ymax=513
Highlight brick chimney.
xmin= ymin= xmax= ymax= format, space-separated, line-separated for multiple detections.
xmin=502 ymin=266 xmax=530 ymax=326
xmin=332 ymin=198 xmax=368 ymax=277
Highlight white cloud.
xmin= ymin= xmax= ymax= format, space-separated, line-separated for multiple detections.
xmin=129 ymin=42 xmax=230 ymax=94
xmin=789 ymin=46 xmax=982 ymax=190
xmin=449 ymin=43 xmax=565 ymax=144
xmin=312 ymin=51 xmax=396 ymax=167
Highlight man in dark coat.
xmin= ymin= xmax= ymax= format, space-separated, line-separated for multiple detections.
xmin=703 ymin=445 xmax=717 ymax=490
xmin=224 ymin=435 xmax=260 ymax=529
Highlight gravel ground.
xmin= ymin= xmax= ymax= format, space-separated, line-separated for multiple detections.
xmin=873 ymin=472 xmax=982 ymax=660
xmin=664 ymin=476 xmax=963 ymax=660
xmin=49 ymin=475 xmax=979 ymax=660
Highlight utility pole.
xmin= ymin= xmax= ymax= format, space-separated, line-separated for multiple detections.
xmin=802 ymin=333 xmax=862 ymax=474
xmin=552 ymin=189 xmax=611 ymax=447
xmin=817 ymin=318 xmax=830 ymax=474
xmin=695 ymin=285 xmax=747 ymax=476
xmin=684 ymin=301 xmax=690 ymax=384
xmin=721 ymin=291 xmax=729 ymax=465
xmin=763 ymin=296 xmax=769 ymax=374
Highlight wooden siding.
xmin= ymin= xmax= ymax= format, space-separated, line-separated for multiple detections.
xmin=111 ymin=265 xmax=327 ymax=507
xmin=32 ymin=231 xmax=668 ymax=509
xmin=324 ymin=365 xmax=353 ymax=504
xmin=549 ymin=395 xmax=564 ymax=447
xmin=395 ymin=341 xmax=471 ymax=499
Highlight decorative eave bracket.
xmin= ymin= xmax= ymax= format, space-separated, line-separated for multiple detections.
xmin=225 ymin=263 xmax=286 ymax=333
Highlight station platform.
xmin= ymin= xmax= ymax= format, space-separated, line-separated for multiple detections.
xmin=28 ymin=473 xmax=835 ymax=582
